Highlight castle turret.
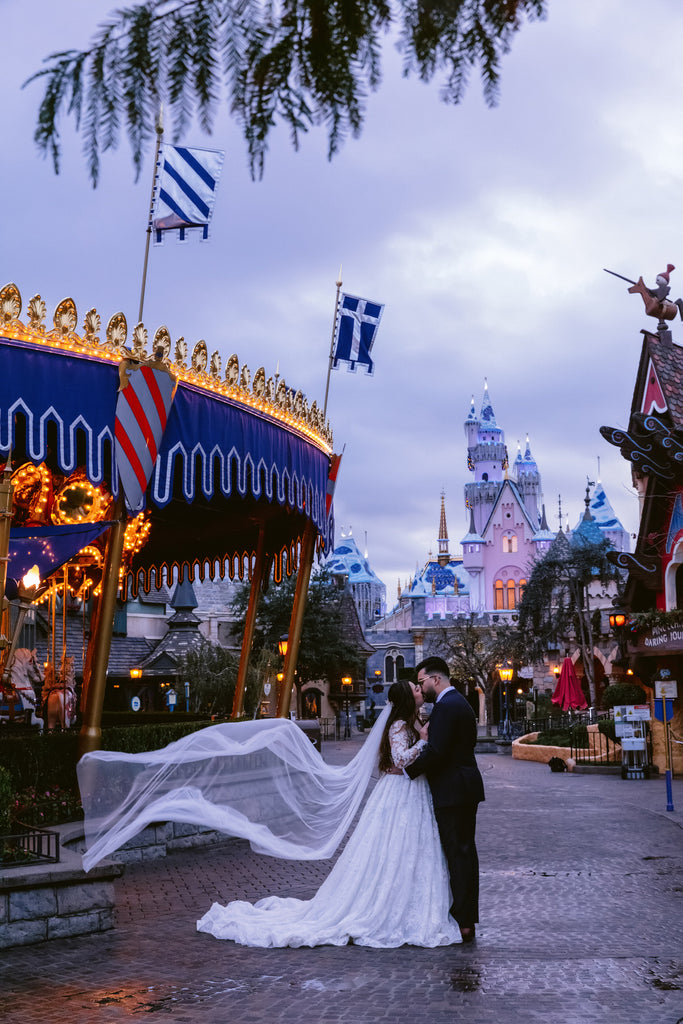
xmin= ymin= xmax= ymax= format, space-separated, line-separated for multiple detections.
xmin=464 ymin=380 xmax=508 ymax=534
xmin=437 ymin=491 xmax=450 ymax=566
xmin=514 ymin=435 xmax=541 ymax=525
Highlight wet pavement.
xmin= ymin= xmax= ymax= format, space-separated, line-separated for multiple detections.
xmin=1 ymin=734 xmax=682 ymax=1024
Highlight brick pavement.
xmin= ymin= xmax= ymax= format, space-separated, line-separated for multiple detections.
xmin=1 ymin=734 xmax=682 ymax=1024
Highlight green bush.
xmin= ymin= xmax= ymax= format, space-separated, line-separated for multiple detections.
xmin=601 ymin=682 xmax=646 ymax=709
xmin=0 ymin=717 xmax=215 ymax=827
xmin=0 ymin=765 xmax=13 ymax=835
xmin=598 ymin=719 xmax=617 ymax=743
xmin=535 ymin=726 xmax=588 ymax=749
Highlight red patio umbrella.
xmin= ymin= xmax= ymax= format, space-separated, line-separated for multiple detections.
xmin=552 ymin=657 xmax=588 ymax=711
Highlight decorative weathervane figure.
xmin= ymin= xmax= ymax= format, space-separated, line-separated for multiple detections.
xmin=604 ymin=264 xmax=683 ymax=327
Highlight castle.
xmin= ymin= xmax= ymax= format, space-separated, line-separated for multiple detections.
xmin=329 ymin=382 xmax=630 ymax=712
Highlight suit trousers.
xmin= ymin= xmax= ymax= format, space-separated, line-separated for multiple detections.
xmin=434 ymin=803 xmax=479 ymax=927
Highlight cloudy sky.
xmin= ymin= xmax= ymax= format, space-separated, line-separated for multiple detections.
xmin=2 ymin=0 xmax=681 ymax=601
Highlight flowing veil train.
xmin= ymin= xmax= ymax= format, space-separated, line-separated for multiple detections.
xmin=78 ymin=706 xmax=391 ymax=872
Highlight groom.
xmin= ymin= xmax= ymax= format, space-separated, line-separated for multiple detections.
xmin=405 ymin=656 xmax=485 ymax=943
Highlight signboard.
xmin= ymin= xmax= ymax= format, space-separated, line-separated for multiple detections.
xmin=614 ymin=705 xmax=651 ymax=723
xmin=628 ymin=625 xmax=683 ymax=653
xmin=615 ymin=722 xmax=635 ymax=739
xmin=131 ymin=696 xmax=141 ymax=711
xmin=621 ymin=737 xmax=647 ymax=751
xmin=655 ymin=680 xmax=678 ymax=699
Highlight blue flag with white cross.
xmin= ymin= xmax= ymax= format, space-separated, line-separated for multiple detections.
xmin=152 ymin=145 xmax=225 ymax=243
xmin=332 ymin=294 xmax=384 ymax=375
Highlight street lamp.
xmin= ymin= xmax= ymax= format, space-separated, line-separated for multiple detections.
xmin=498 ymin=660 xmax=513 ymax=741
xmin=341 ymin=676 xmax=353 ymax=739
xmin=278 ymin=634 xmax=289 ymax=658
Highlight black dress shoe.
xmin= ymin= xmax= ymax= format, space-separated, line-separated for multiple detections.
xmin=460 ymin=926 xmax=476 ymax=943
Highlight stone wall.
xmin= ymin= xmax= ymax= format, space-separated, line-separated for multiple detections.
xmin=0 ymin=832 xmax=122 ymax=949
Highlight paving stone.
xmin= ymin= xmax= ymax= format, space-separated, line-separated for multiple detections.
xmin=0 ymin=738 xmax=681 ymax=1023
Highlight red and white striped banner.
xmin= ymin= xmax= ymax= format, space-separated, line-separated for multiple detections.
xmin=326 ymin=452 xmax=342 ymax=518
xmin=115 ymin=360 xmax=177 ymax=512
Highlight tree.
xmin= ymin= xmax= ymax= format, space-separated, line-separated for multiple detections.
xmin=435 ymin=614 xmax=521 ymax=737
xmin=231 ymin=565 xmax=365 ymax=713
xmin=175 ymin=640 xmax=244 ymax=716
xmin=517 ymin=527 xmax=619 ymax=704
xmin=25 ymin=0 xmax=547 ymax=185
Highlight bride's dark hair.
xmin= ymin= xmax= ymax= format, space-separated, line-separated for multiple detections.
xmin=378 ymin=679 xmax=418 ymax=774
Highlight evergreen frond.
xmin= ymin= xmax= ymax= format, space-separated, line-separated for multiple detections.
xmin=24 ymin=0 xmax=549 ymax=184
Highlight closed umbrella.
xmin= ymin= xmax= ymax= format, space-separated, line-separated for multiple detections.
xmin=552 ymin=657 xmax=588 ymax=711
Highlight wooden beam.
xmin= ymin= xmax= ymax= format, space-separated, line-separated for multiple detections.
xmin=277 ymin=519 xmax=317 ymax=718
xmin=231 ymin=525 xmax=266 ymax=719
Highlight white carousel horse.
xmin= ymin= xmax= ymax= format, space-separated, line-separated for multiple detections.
xmin=0 ymin=648 xmax=44 ymax=730
xmin=43 ymin=654 xmax=77 ymax=731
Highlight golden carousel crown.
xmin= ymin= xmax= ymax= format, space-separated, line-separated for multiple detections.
xmin=0 ymin=283 xmax=333 ymax=452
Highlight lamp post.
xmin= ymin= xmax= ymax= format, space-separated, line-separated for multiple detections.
xmin=341 ymin=676 xmax=353 ymax=739
xmin=498 ymin=660 xmax=514 ymax=741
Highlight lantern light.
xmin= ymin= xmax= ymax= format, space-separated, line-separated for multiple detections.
xmin=21 ymin=565 xmax=40 ymax=591
xmin=278 ymin=634 xmax=289 ymax=657
xmin=498 ymin=661 xmax=514 ymax=683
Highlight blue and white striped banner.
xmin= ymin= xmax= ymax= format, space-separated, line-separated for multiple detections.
xmin=152 ymin=145 xmax=225 ymax=243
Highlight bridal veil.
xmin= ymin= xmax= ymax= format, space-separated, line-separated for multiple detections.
xmin=78 ymin=706 xmax=391 ymax=872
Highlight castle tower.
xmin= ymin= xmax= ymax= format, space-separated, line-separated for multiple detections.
xmin=513 ymin=435 xmax=542 ymax=526
xmin=464 ymin=380 xmax=508 ymax=534
xmin=437 ymin=491 xmax=450 ymax=566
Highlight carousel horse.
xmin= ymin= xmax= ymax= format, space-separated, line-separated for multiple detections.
xmin=0 ymin=648 xmax=44 ymax=730
xmin=43 ymin=654 xmax=77 ymax=731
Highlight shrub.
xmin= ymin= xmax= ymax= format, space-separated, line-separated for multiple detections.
xmin=601 ymin=682 xmax=647 ymax=709
xmin=535 ymin=727 xmax=588 ymax=749
xmin=0 ymin=717 xmax=214 ymax=827
xmin=0 ymin=765 xmax=13 ymax=834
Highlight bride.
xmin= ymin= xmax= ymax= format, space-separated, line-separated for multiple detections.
xmin=77 ymin=679 xmax=461 ymax=947
xmin=196 ymin=679 xmax=460 ymax=947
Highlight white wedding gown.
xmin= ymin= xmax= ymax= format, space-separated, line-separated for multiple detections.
xmin=196 ymin=721 xmax=462 ymax=947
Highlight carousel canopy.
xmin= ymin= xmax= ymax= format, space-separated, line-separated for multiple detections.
xmin=0 ymin=284 xmax=334 ymax=593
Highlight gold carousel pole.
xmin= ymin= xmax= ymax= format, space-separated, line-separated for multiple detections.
xmin=78 ymin=495 xmax=126 ymax=758
xmin=277 ymin=518 xmax=317 ymax=718
xmin=231 ymin=524 xmax=267 ymax=720
xmin=0 ymin=458 xmax=14 ymax=660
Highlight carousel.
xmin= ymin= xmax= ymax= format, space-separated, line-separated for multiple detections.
xmin=0 ymin=282 xmax=335 ymax=754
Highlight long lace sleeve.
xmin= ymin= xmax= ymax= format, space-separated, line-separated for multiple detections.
xmin=389 ymin=721 xmax=426 ymax=769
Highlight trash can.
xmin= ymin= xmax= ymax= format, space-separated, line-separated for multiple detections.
xmin=295 ymin=719 xmax=321 ymax=753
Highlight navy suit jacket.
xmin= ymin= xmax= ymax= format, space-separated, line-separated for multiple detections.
xmin=405 ymin=688 xmax=485 ymax=809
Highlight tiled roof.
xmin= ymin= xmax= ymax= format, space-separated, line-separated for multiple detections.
xmin=640 ymin=330 xmax=683 ymax=430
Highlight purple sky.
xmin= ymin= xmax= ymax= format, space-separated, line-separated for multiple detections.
xmin=3 ymin=0 xmax=680 ymax=599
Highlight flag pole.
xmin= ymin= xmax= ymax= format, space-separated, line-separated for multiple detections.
xmin=323 ymin=266 xmax=343 ymax=419
xmin=138 ymin=106 xmax=165 ymax=324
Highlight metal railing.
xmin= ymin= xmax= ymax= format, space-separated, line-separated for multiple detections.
xmin=0 ymin=825 xmax=60 ymax=868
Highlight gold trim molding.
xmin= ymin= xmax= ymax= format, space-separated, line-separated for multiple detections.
xmin=0 ymin=283 xmax=333 ymax=452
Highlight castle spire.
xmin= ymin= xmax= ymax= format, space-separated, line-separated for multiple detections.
xmin=437 ymin=491 xmax=450 ymax=566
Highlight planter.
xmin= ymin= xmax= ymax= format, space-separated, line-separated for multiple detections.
xmin=0 ymin=824 xmax=121 ymax=949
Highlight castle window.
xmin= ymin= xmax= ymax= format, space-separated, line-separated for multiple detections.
xmin=506 ymin=579 xmax=516 ymax=609
xmin=494 ymin=580 xmax=504 ymax=609
xmin=519 ymin=579 xmax=527 ymax=603
xmin=482 ymin=473 xmax=489 ymax=481
xmin=385 ymin=655 xmax=394 ymax=682
xmin=502 ymin=533 xmax=518 ymax=553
